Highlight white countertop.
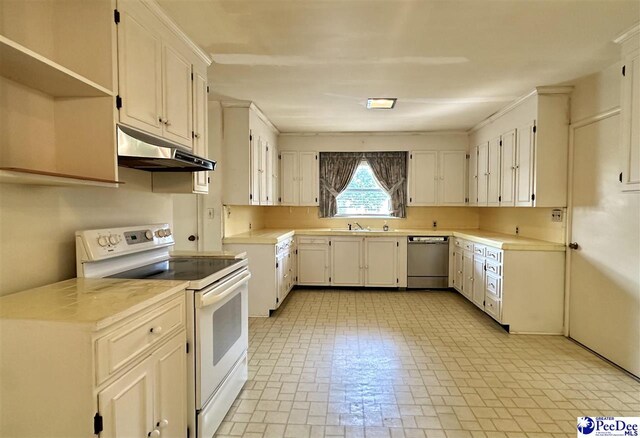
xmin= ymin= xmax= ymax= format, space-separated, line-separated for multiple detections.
xmin=223 ymin=228 xmax=565 ymax=251
xmin=0 ymin=278 xmax=188 ymax=330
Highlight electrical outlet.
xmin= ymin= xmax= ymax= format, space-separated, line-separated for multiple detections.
xmin=551 ymin=209 xmax=563 ymax=222
xmin=515 ymin=226 xmax=519 ymax=235
xmin=207 ymin=208 xmax=215 ymax=219
xmin=433 ymin=221 xmax=437 ymax=228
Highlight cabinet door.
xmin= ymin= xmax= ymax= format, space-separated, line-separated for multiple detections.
xmin=462 ymin=252 xmax=474 ymax=300
xmin=331 ymin=237 xmax=363 ymax=286
xmin=477 ymin=142 xmax=489 ymax=205
xmin=453 ymin=250 xmax=463 ymax=293
xmin=516 ymin=121 xmax=536 ymax=206
xmin=249 ymin=132 xmax=261 ymax=205
xmin=117 ymin=9 xmax=163 ymax=136
xmin=280 ymin=151 xmax=299 ymax=205
xmin=621 ymin=48 xmax=640 ymax=192
xmin=409 ymin=151 xmax=438 ymax=205
xmin=364 ymin=238 xmax=398 ymax=287
xmin=472 ymin=257 xmax=485 ymax=308
xmin=297 ymin=244 xmax=329 ymax=285
xmin=468 ymin=146 xmax=478 ymax=205
xmin=162 ymin=44 xmax=193 ymax=147
xmin=192 ymin=71 xmax=209 ymax=193
xmin=487 ymin=136 xmax=501 ymax=206
xmin=276 ymin=253 xmax=286 ymax=306
xmin=500 ymin=129 xmax=516 ymax=206
xmin=438 ymin=151 xmax=466 ymax=205
xmin=154 ymin=333 xmax=187 ymax=438
xmin=271 ymin=144 xmax=279 ymax=205
xmin=265 ymin=141 xmax=273 ymax=205
xmin=257 ymin=138 xmax=268 ymax=204
xmin=98 ymin=359 xmax=154 ymax=438
xmin=299 ymin=152 xmax=319 ymax=205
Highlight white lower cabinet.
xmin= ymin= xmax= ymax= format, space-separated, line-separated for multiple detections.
xmin=99 ymin=331 xmax=186 ymax=438
xmin=331 ymin=237 xmax=364 ymax=286
xmin=224 ymin=237 xmax=294 ymax=316
xmin=297 ymin=237 xmax=330 ymax=285
xmin=450 ymin=238 xmax=564 ymax=334
xmin=364 ymin=238 xmax=399 ymax=287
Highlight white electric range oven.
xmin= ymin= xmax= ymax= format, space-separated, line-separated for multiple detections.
xmin=76 ymin=224 xmax=250 ymax=438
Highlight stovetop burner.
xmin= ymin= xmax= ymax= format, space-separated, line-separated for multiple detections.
xmin=108 ymin=257 xmax=243 ymax=282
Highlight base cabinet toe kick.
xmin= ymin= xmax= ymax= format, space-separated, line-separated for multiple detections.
xmin=450 ymin=237 xmax=565 ymax=334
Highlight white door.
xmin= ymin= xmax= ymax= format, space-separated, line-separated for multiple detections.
xmin=409 ymin=151 xmax=437 ymax=205
xmin=330 ymin=237 xmax=363 ymax=286
xmin=453 ymin=250 xmax=463 ymax=293
xmin=438 ymin=151 xmax=466 ymax=205
xmin=472 ymin=256 xmax=485 ymax=308
xmin=477 ymin=142 xmax=489 ymax=205
xmin=569 ymin=113 xmax=640 ymax=376
xmin=192 ymin=71 xmax=209 ymax=193
xmin=462 ymin=252 xmax=474 ymax=300
xmin=280 ymin=151 xmax=299 ymax=205
xmin=297 ymin=244 xmax=329 ymax=285
xmin=468 ymin=146 xmax=478 ymax=205
xmin=364 ymin=238 xmax=398 ymax=287
xmin=249 ymin=132 xmax=261 ymax=205
xmin=162 ymin=44 xmax=193 ymax=148
xmin=500 ymin=129 xmax=517 ymax=206
xmin=516 ymin=121 xmax=536 ymax=206
xmin=117 ymin=10 xmax=163 ymax=135
xmin=154 ymin=333 xmax=187 ymax=438
xmin=98 ymin=359 xmax=154 ymax=438
xmin=487 ymin=136 xmax=501 ymax=206
xmin=299 ymin=152 xmax=318 ymax=205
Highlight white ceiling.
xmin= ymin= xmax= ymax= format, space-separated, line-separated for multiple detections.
xmin=158 ymin=0 xmax=639 ymax=133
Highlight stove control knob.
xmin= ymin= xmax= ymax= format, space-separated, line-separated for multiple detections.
xmin=145 ymin=230 xmax=153 ymax=240
xmin=109 ymin=234 xmax=119 ymax=245
xmin=157 ymin=229 xmax=166 ymax=238
xmin=97 ymin=236 xmax=108 ymax=247
xmin=165 ymin=228 xmax=172 ymax=236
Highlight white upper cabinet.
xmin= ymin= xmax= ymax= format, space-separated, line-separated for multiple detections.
xmin=438 ymin=151 xmax=467 ymax=205
xmin=468 ymin=146 xmax=478 ymax=205
xmin=192 ymin=71 xmax=209 ymax=193
xmin=500 ymin=129 xmax=517 ymax=206
xmin=487 ymin=137 xmax=501 ymax=206
xmin=117 ymin=9 xmax=163 ymax=136
xmin=161 ymin=45 xmax=193 ymax=147
xmin=409 ymin=151 xmax=464 ymax=206
xmin=222 ymin=104 xmax=279 ymax=205
xmin=468 ymin=87 xmax=571 ymax=207
xmin=409 ymin=151 xmax=438 ymax=205
xmin=618 ymin=28 xmax=640 ymax=192
xmin=279 ymin=151 xmax=318 ymax=206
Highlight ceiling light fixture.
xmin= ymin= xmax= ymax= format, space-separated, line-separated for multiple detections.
xmin=367 ymin=98 xmax=397 ymax=109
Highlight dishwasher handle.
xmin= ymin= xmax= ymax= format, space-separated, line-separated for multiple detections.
xmin=408 ymin=236 xmax=449 ymax=244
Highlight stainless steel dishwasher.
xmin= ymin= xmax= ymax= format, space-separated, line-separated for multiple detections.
xmin=407 ymin=236 xmax=449 ymax=288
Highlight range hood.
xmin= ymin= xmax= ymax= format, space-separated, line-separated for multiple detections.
xmin=117 ymin=125 xmax=216 ymax=172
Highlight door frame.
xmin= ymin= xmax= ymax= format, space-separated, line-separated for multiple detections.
xmin=563 ymin=107 xmax=621 ymax=336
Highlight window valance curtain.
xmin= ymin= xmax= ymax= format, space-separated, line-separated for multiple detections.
xmin=319 ymin=151 xmax=408 ymax=218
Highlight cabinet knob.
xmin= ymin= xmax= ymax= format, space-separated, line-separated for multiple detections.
xmin=164 ymin=119 xmax=171 ymax=126
xmin=148 ymin=430 xmax=160 ymax=437
xmin=194 ymin=133 xmax=201 ymax=139
xmin=149 ymin=326 xmax=162 ymax=334
xmin=157 ymin=419 xmax=169 ymax=428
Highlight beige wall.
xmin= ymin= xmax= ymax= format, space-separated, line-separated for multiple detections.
xmin=223 ymin=205 xmax=266 ymax=237
xmin=478 ymin=207 xmax=566 ymax=243
xmin=0 ymin=168 xmax=173 ymax=296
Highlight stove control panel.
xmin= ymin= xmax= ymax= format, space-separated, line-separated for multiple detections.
xmin=76 ymin=224 xmax=174 ymax=261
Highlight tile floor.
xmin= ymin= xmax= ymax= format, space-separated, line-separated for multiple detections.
xmin=215 ymin=289 xmax=640 ymax=438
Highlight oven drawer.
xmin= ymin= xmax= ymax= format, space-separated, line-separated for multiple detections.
xmin=96 ymin=295 xmax=185 ymax=384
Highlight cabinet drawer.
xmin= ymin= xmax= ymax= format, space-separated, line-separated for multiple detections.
xmin=453 ymin=238 xmax=464 ymax=248
xmin=297 ymin=237 xmax=328 ymax=245
xmin=473 ymin=244 xmax=486 ymax=257
xmin=463 ymin=241 xmax=474 ymax=252
xmin=485 ymin=247 xmax=502 ymax=263
xmin=96 ymin=295 xmax=185 ymax=384
xmin=485 ymin=260 xmax=502 ymax=276
xmin=485 ymin=293 xmax=501 ymax=321
xmin=485 ymin=273 xmax=502 ymax=298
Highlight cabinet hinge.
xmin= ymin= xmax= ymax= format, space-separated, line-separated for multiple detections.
xmin=295 ymin=249 xmax=298 ymax=255
xmin=410 ymin=153 xmax=413 ymax=159
xmin=531 ymin=193 xmax=535 ymax=201
xmin=465 ymin=154 xmax=470 ymax=159
xmin=396 ymin=278 xmax=399 ymax=284
xmin=267 ymin=196 xmax=269 ymax=201
xmin=208 ymin=177 xmax=211 ymax=184
xmin=483 ymin=300 xmax=485 ymax=306
xmin=266 ymin=146 xmax=269 ymax=151
xmin=484 ymin=264 xmax=487 ymax=271
xmin=409 ymin=197 xmax=412 ymax=203
xmin=113 ymin=9 xmax=120 ymax=24
xmin=329 ymin=277 xmax=332 ymax=283
xmin=278 ymin=153 xmax=281 ymax=159
xmin=192 ymin=131 xmax=195 ymax=139
xmin=619 ymin=172 xmax=623 ymax=183
xmin=249 ymin=194 xmax=253 ymax=200
xmin=276 ymin=262 xmax=279 ymax=268
xmin=498 ymin=195 xmax=501 ymax=202
xmin=276 ymin=297 xmax=279 ymax=303
xmin=396 ymin=241 xmax=399 ymax=247
xmin=206 ymin=86 xmax=210 ymax=93
xmin=94 ymin=413 xmax=103 ymax=434
xmin=191 ymin=72 xmax=194 ymax=80
xmin=315 ymin=197 xmax=318 ymax=202
xmin=115 ymin=95 xmax=122 ymax=110
xmin=278 ymin=196 xmax=282 ymax=202
xmin=187 ymin=427 xmax=190 ymax=438
xmin=315 ymin=154 xmax=318 ymax=160
xmin=249 ymin=133 xmax=253 ymax=141
xmin=329 ymin=241 xmax=332 ymax=246
xmin=186 ymin=342 xmax=189 ymax=354
xmin=465 ymin=197 xmax=469 ymax=203
xmin=499 ymin=140 xmax=502 ymax=146
xmin=532 ymin=125 xmax=537 ymax=134
xmin=622 ymin=65 xmax=626 ymax=76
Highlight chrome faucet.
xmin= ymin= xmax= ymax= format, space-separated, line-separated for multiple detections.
xmin=353 ymin=222 xmax=364 ymax=230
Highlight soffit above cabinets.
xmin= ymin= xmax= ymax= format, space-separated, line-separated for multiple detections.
xmin=158 ymin=0 xmax=639 ymax=133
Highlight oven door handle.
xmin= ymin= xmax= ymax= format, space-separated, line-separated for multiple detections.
xmin=196 ymin=270 xmax=251 ymax=308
